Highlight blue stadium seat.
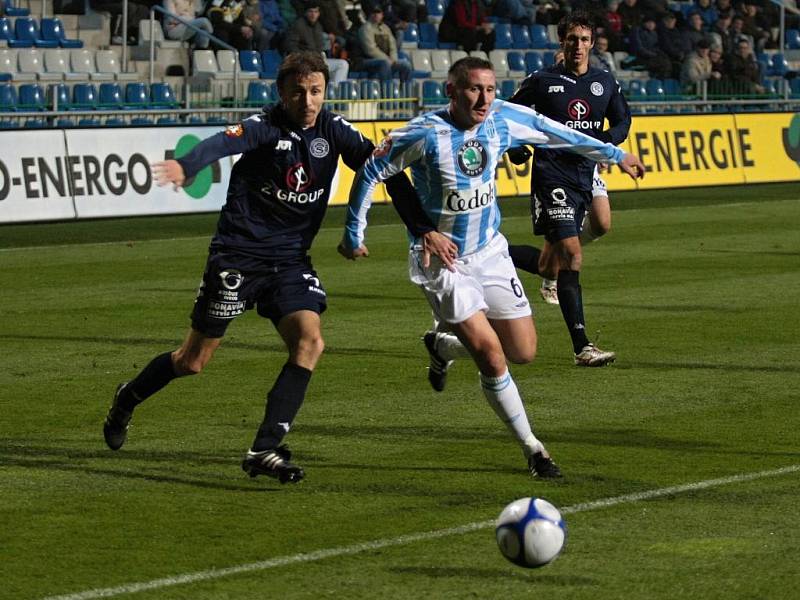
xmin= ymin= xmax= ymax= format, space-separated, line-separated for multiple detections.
xmin=790 ymin=78 xmax=800 ymax=98
xmin=98 ymin=82 xmax=123 ymax=109
xmin=426 ymin=0 xmax=445 ymax=21
xmin=261 ymin=49 xmax=281 ymax=78
xmin=105 ymin=117 xmax=126 ymax=126
xmin=402 ymin=22 xmax=419 ymax=48
xmin=4 ymin=0 xmax=30 ymax=17
xmin=499 ymin=79 xmax=516 ymax=99
xmin=0 ymin=17 xmax=15 ymax=45
xmin=239 ymin=50 xmax=263 ymax=77
xmin=360 ymin=79 xmax=380 ymax=100
xmin=78 ymin=117 xmax=102 ymax=127
xmin=40 ymin=18 xmax=83 ymax=48
xmin=0 ymin=82 xmax=17 ymax=111
xmin=627 ymin=79 xmax=645 ymax=98
xmin=125 ymin=82 xmax=149 ymax=109
xmin=150 ymin=82 xmax=177 ymax=109
xmin=529 ymin=24 xmax=556 ymax=49
xmin=507 ymin=51 xmax=526 ymax=74
xmin=72 ymin=82 xmax=98 ymax=110
xmin=19 ymin=83 xmax=45 ymax=110
xmin=769 ymin=53 xmax=789 ymax=76
xmin=246 ymin=80 xmax=271 ymax=106
xmin=338 ymin=80 xmax=359 ymax=102
xmin=14 ymin=17 xmax=58 ymax=48
xmin=205 ymin=116 xmax=227 ymax=124
xmin=24 ymin=118 xmax=47 ymax=128
xmin=422 ymin=79 xmax=445 ymax=105
xmin=761 ymin=77 xmax=778 ymax=95
xmin=156 ymin=115 xmax=178 ymax=125
xmin=511 ymin=24 xmax=532 ymax=49
xmin=56 ymin=117 xmax=76 ymax=128
xmin=130 ymin=116 xmax=153 ymax=125
xmin=645 ymin=78 xmax=665 ymax=100
xmin=524 ymin=51 xmax=544 ymax=72
xmin=48 ymin=83 xmax=71 ymax=110
xmin=662 ymin=78 xmax=681 ymax=97
xmin=495 ymin=23 xmax=513 ymax=50
xmin=787 ymin=29 xmax=800 ymax=50
xmin=418 ymin=22 xmax=438 ymax=49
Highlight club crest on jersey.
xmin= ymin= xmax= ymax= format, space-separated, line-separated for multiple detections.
xmin=456 ymin=139 xmax=487 ymax=177
xmin=225 ymin=124 xmax=244 ymax=137
xmin=591 ymin=82 xmax=604 ymax=96
xmin=286 ymin=163 xmax=312 ymax=192
xmin=310 ymin=138 xmax=329 ymax=158
xmin=373 ymin=136 xmax=393 ymax=158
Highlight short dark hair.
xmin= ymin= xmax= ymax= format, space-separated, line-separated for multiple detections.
xmin=448 ymin=56 xmax=493 ymax=87
xmin=277 ymin=51 xmax=329 ymax=91
xmin=557 ymin=10 xmax=595 ymax=42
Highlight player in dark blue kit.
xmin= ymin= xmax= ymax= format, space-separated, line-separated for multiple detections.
xmin=103 ymin=52 xmax=422 ymax=483
xmin=507 ymin=11 xmax=633 ymax=367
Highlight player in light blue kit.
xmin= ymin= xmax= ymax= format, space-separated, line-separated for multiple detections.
xmin=339 ymin=57 xmax=644 ymax=478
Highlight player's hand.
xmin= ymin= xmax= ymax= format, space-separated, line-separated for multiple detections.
xmin=619 ymin=153 xmax=645 ymax=180
xmin=596 ymin=162 xmax=609 ymax=174
xmin=507 ymin=146 xmax=532 ymax=165
xmin=421 ymin=231 xmax=458 ymax=272
xmin=337 ymin=241 xmax=369 ymax=260
xmin=152 ymin=160 xmax=186 ymax=190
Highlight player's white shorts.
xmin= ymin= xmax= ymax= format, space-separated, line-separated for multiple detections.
xmin=408 ymin=233 xmax=532 ymax=324
xmin=592 ymin=165 xmax=608 ymax=199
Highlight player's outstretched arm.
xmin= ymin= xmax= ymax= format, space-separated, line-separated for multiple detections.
xmin=152 ymin=160 xmax=186 ymax=189
xmin=619 ymin=153 xmax=645 ymax=180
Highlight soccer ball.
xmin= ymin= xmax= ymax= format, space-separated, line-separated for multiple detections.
xmin=495 ymin=497 xmax=566 ymax=568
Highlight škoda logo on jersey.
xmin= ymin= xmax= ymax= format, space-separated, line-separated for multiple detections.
xmin=456 ymin=139 xmax=487 ymax=177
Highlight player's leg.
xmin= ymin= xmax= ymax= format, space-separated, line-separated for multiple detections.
xmin=581 ymin=193 xmax=611 ymax=245
xmin=242 ymin=262 xmax=327 ymax=483
xmin=104 ymin=330 xmax=222 ymax=450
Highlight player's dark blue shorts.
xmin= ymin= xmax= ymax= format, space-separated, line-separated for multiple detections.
xmin=531 ymin=181 xmax=590 ymax=243
xmin=190 ymin=250 xmax=327 ymax=337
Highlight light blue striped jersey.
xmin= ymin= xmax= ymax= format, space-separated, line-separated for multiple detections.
xmin=344 ymin=98 xmax=626 ymax=257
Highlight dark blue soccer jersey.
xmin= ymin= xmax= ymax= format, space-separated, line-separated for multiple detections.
xmin=177 ymin=104 xmax=373 ymax=259
xmin=510 ymin=64 xmax=631 ymax=192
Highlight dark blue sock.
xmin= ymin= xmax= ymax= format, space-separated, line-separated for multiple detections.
xmin=252 ymin=362 xmax=312 ymax=451
xmin=119 ymin=352 xmax=177 ymax=411
xmin=508 ymin=244 xmax=541 ymax=276
xmin=557 ymin=270 xmax=590 ymax=354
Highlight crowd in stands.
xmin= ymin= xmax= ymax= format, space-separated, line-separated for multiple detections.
xmin=1 ymin=0 xmax=798 ymax=95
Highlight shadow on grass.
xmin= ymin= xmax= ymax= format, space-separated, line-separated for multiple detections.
xmin=389 ymin=566 xmax=595 ymax=585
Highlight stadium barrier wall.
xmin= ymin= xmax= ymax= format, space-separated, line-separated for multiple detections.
xmin=1 ymin=112 xmax=798 ymax=223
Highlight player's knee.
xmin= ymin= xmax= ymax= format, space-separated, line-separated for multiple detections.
xmin=506 ymin=341 xmax=537 ymax=365
xmin=295 ymin=332 xmax=325 ymax=363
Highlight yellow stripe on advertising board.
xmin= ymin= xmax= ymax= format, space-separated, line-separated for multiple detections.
xmin=733 ymin=112 xmax=800 ymax=184
xmin=627 ymin=114 xmax=747 ymax=188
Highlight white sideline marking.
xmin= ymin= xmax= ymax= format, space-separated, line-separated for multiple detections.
xmin=42 ymin=465 xmax=799 ymax=600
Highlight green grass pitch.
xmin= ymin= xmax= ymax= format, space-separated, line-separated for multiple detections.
xmin=2 ymin=183 xmax=799 ymax=599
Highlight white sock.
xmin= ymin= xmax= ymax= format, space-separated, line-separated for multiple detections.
xmin=479 ymin=369 xmax=543 ymax=458
xmin=541 ymin=278 xmax=557 ymax=289
xmin=434 ymin=331 xmax=471 ymax=361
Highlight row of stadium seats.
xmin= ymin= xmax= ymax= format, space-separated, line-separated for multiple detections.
xmin=0 ymin=17 xmax=82 ymax=49
xmin=0 ymin=48 xmax=134 ymax=82
xmin=400 ymin=22 xmax=558 ymax=51
xmin=0 ymin=81 xmax=177 ymax=111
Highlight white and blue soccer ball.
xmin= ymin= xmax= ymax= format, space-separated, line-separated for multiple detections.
xmin=495 ymin=497 xmax=566 ymax=568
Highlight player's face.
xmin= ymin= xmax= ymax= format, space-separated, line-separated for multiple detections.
xmin=447 ymin=68 xmax=496 ymax=129
xmin=279 ymin=72 xmax=326 ymax=129
xmin=562 ymin=25 xmax=593 ymax=74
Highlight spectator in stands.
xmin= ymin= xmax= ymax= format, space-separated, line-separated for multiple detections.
xmin=493 ymin=0 xmax=536 ymax=26
xmin=628 ymin=14 xmax=672 ymax=78
xmin=739 ymin=2 xmax=771 ymax=52
xmin=729 ymin=14 xmax=755 ymax=51
xmin=283 ymin=1 xmax=349 ymax=82
xmin=590 ymin=33 xmax=617 ymax=74
xmin=601 ymin=0 xmax=624 ymax=51
xmin=639 ymin=0 xmax=669 ymax=19
xmin=708 ymin=44 xmax=726 ymax=92
xmin=658 ymin=10 xmax=691 ymax=78
xmin=362 ymin=0 xmax=418 ymax=51
xmin=683 ymin=11 xmax=709 ymax=49
xmin=681 ymin=38 xmax=720 ymax=91
xmin=710 ymin=11 xmax=735 ymax=55
xmin=534 ymin=1 xmax=566 ymax=27
xmin=205 ymin=0 xmax=261 ymax=49
xmin=715 ymin=0 xmax=733 ymax=16
xmin=724 ymin=37 xmax=764 ymax=94
xmin=693 ymin=0 xmax=718 ymax=28
xmin=438 ymin=0 xmax=495 ymax=53
xmin=316 ymin=0 xmax=349 ymax=56
xmin=356 ymin=6 xmax=411 ymax=80
xmin=90 ymin=0 xmax=151 ymax=45
xmin=257 ymin=0 xmax=288 ymax=51
xmin=617 ymin=0 xmax=644 ymax=39
xmin=163 ymin=0 xmax=214 ymax=48
xmin=242 ymin=0 xmax=277 ymax=50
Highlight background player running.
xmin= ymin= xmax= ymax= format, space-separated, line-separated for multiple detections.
xmin=340 ymin=57 xmax=644 ymax=478
xmin=507 ymin=11 xmax=632 ymax=367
